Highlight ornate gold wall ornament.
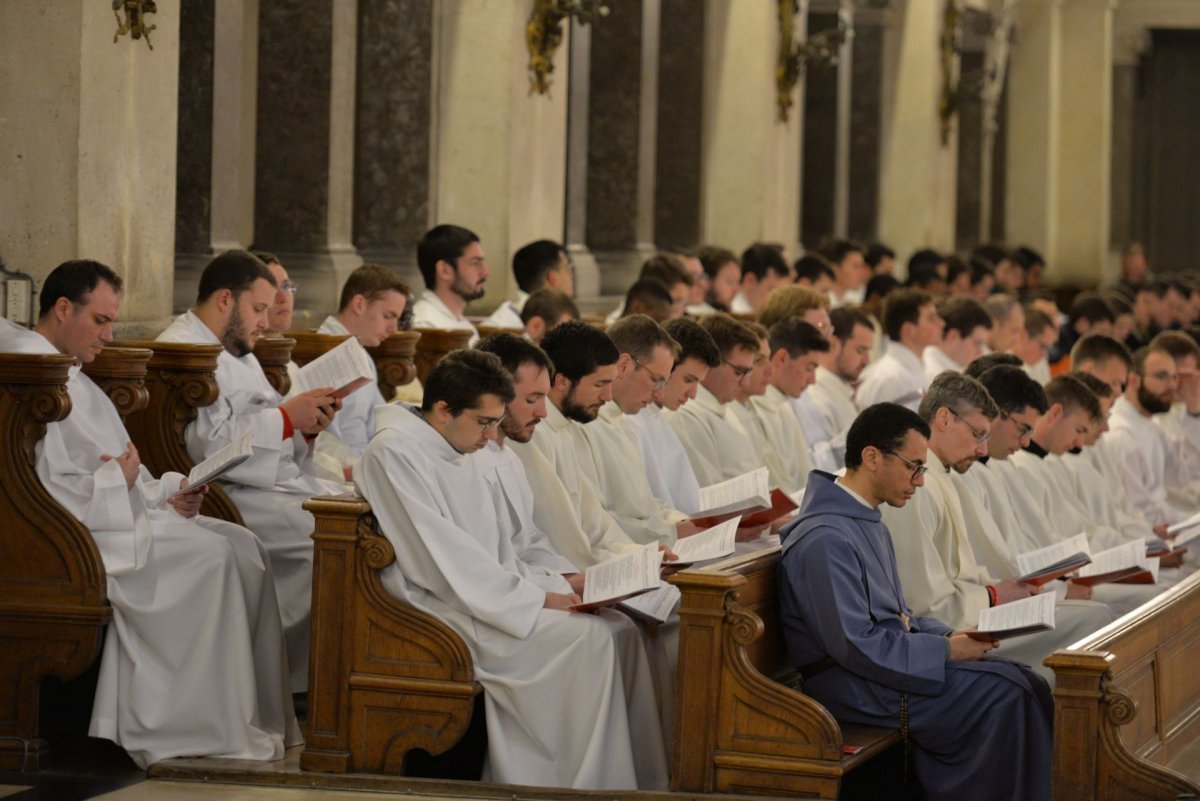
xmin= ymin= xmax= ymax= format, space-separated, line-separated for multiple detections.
xmin=938 ymin=0 xmax=964 ymax=146
xmin=775 ymin=0 xmax=848 ymax=123
xmin=112 ymin=0 xmax=157 ymax=50
xmin=526 ymin=0 xmax=610 ymax=96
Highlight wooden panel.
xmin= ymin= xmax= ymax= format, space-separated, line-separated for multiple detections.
xmin=253 ymin=335 xmax=296 ymax=396
xmin=413 ymin=328 xmax=472 ymax=385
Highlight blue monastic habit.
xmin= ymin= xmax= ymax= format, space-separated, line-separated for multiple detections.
xmin=778 ymin=471 xmax=1053 ymax=801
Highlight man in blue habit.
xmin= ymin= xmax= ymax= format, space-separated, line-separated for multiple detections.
xmin=778 ymin=402 xmax=1053 ymax=801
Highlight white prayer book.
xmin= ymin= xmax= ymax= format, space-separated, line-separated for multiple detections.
xmin=1168 ymin=510 xmax=1200 ymax=544
xmin=691 ymin=468 xmax=771 ymax=521
xmin=293 ymin=336 xmax=374 ymax=399
xmin=575 ymin=544 xmax=663 ymax=610
xmin=1074 ymin=540 xmax=1154 ymax=586
xmin=171 ymin=432 xmax=254 ymax=497
xmin=670 ymin=516 xmax=741 ymax=565
xmin=619 ymin=581 xmax=681 ymax=624
xmin=1014 ymin=533 xmax=1092 ymax=586
xmin=971 ymin=592 xmax=1056 ymax=640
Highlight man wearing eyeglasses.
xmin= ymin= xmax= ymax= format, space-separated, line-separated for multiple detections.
xmin=254 ymin=251 xmax=301 ymax=386
xmin=778 ymin=402 xmax=1054 ymax=801
xmin=880 ymin=372 xmax=1113 ymax=681
xmin=354 ymin=349 xmax=668 ymax=790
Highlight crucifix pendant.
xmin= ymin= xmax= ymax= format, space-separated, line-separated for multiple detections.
xmin=901 ymin=612 xmax=911 ymax=632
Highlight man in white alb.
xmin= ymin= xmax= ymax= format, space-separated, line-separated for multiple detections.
xmin=923 ymin=297 xmax=992 ymax=380
xmin=410 ymin=224 xmax=486 ymax=344
xmin=730 ymin=243 xmax=792 ymax=314
xmin=856 ymin=289 xmax=944 ymax=411
xmin=481 ymin=239 xmax=574 ymax=329
xmin=1 ymin=260 xmax=298 ymax=767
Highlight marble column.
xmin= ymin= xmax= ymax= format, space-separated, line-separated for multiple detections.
xmin=653 ymin=0 xmax=705 ymax=250
xmin=701 ymin=0 xmax=802 ymax=255
xmin=352 ymin=0 xmax=434 ymax=290
xmin=431 ymin=0 xmax=569 ymax=312
xmin=0 ymin=1 xmax=180 ymax=334
xmin=847 ymin=6 xmax=885 ymax=243
xmin=801 ymin=8 xmax=839 ymax=248
xmin=877 ymin=0 xmax=958 ymax=262
xmin=565 ymin=19 xmax=600 ymax=300
xmin=832 ymin=0 xmax=855 ymax=239
xmin=254 ymin=0 xmax=362 ymax=320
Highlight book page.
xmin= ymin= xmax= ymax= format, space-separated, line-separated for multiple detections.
xmin=173 ymin=432 xmax=255 ymax=497
xmin=1015 ymin=533 xmax=1091 ymax=578
xmin=1167 ymin=509 xmax=1200 ymax=537
xmin=693 ymin=468 xmax=770 ymax=519
xmin=293 ymin=336 xmax=374 ymax=398
xmin=975 ymin=592 xmax=1055 ymax=637
xmin=619 ymin=582 xmax=681 ymax=623
xmin=672 ymin=516 xmax=740 ymax=564
xmin=1078 ymin=540 xmax=1148 ymax=578
xmin=581 ymin=544 xmax=662 ymax=605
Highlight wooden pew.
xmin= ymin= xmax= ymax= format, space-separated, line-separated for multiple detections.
xmin=82 ymin=346 xmax=153 ymax=416
xmin=670 ymin=547 xmax=901 ymax=799
xmin=413 ymin=328 xmax=473 ymax=384
xmin=109 ymin=340 xmax=243 ymax=524
xmin=300 ymin=495 xmax=481 ymax=774
xmin=1046 ymin=570 xmax=1200 ymax=801
xmin=253 ymin=335 xmax=296 ymax=396
xmin=288 ymin=330 xmax=421 ymax=402
xmin=0 ymin=354 xmax=112 ymax=771
xmin=475 ymin=324 xmax=521 ymax=341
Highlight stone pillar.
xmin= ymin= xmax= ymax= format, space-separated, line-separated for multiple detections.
xmin=877 ymin=0 xmax=958 ymax=262
xmin=431 ymin=0 xmax=569 ymax=312
xmin=565 ymin=19 xmax=600 ymax=301
xmin=832 ymin=0 xmax=855 ymax=239
xmin=847 ymin=6 xmax=886 ymax=243
xmin=254 ymin=1 xmax=362 ymax=320
xmin=653 ymin=0 xmax=705 ymax=250
xmin=0 ymin=1 xmax=180 ymax=334
xmin=801 ymin=6 xmax=838 ymax=247
xmin=1006 ymin=0 xmax=1115 ymax=286
xmin=701 ymin=0 xmax=802 ymax=255
xmin=352 ymin=0 xmax=434 ymax=290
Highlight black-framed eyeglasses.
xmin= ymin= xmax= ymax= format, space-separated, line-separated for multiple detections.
xmin=632 ymin=356 xmax=667 ymax=390
xmin=999 ymin=410 xmax=1033 ymax=440
xmin=885 ymin=450 xmax=928 ymax=480
xmin=949 ymin=408 xmax=991 ymax=443
xmin=724 ymin=358 xmax=753 ymax=379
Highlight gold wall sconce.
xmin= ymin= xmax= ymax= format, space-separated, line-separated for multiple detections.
xmin=526 ymin=0 xmax=610 ymax=96
xmin=775 ymin=0 xmax=847 ymax=123
xmin=113 ymin=0 xmax=157 ymax=51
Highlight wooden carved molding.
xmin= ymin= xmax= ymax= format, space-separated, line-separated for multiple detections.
xmin=413 ymin=328 xmax=473 ymax=385
xmin=82 ymin=346 xmax=152 ymax=417
xmin=366 ymin=331 xmax=420 ymax=401
xmin=288 ymin=331 xmax=350 ymax=368
xmin=253 ymin=335 xmax=296 ymax=396
xmin=475 ymin=324 xmax=522 ymax=341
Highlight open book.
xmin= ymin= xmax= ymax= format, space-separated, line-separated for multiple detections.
xmin=1014 ymin=533 xmax=1092 ymax=586
xmin=690 ymin=468 xmax=770 ymax=521
xmin=1167 ymin=509 xmax=1200 ymax=545
xmin=572 ymin=544 xmax=662 ymax=612
xmin=292 ymin=336 xmax=374 ymax=399
xmin=170 ymin=432 xmax=254 ymax=498
xmin=670 ymin=516 xmax=741 ymax=565
xmin=619 ymin=581 xmax=681 ymax=624
xmin=1073 ymin=540 xmax=1155 ymax=586
xmin=969 ymin=592 xmax=1056 ymax=640
xmin=692 ymin=487 xmax=799 ymax=529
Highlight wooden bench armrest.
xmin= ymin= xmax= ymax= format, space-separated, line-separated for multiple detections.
xmin=413 ymin=328 xmax=472 ymax=385
xmin=253 ymin=335 xmax=296 ymax=396
xmin=366 ymin=331 xmax=420 ymax=401
xmin=82 ymin=346 xmax=152 ymax=415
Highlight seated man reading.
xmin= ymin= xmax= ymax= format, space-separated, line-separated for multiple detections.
xmin=778 ymin=402 xmax=1053 ymax=801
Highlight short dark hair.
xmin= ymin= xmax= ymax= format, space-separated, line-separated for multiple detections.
xmin=740 ymin=242 xmax=791 ymax=281
xmin=520 ymin=288 xmax=579 ymax=327
xmin=621 ymin=279 xmax=673 ymax=320
xmin=38 ymin=260 xmax=124 ymax=319
xmin=421 ymin=348 xmax=514 ymax=414
xmin=1023 ymin=306 xmax=1055 ymax=337
xmin=969 ymin=257 xmax=995 ymax=286
xmin=973 ymin=244 xmax=1012 ymax=269
xmin=977 ymin=365 xmax=1049 ymax=414
xmin=1071 ymin=370 xmax=1115 ymax=400
xmin=417 ymin=224 xmax=480 ymax=290
xmin=845 ymin=403 xmax=931 ymax=470
xmin=768 ymin=318 xmax=831 ymax=359
xmin=540 ymin=319 xmax=619 ymax=383
xmin=918 ymin=372 xmax=1000 ymax=423
xmin=945 ymin=256 xmax=970 ymax=287
xmin=936 ymin=296 xmax=992 ymax=338
xmin=639 ymin=254 xmax=692 ymax=288
xmin=882 ymin=288 xmax=933 ymax=342
xmin=697 ymin=246 xmax=739 ymax=280
xmin=865 ymin=243 xmax=895 ymax=268
xmin=1013 ymin=246 xmax=1045 ymax=270
xmin=606 ymin=314 xmax=680 ymax=363
xmin=475 ymin=332 xmax=552 ymax=376
xmin=196 ymin=249 xmax=276 ymax=304
xmin=338 ymin=264 xmax=410 ymax=312
xmin=1044 ymin=373 xmax=1101 ymax=420
xmin=1070 ymin=334 xmax=1133 ymax=370
xmin=1069 ymin=292 xmax=1116 ymax=327
xmin=865 ymin=273 xmax=902 ymax=303
xmin=817 ymin=239 xmax=864 ymax=267
xmin=251 ymin=251 xmax=280 ymax=266
xmin=906 ymin=249 xmax=945 ymax=288
xmin=512 ymin=240 xmax=566 ymax=293
xmin=664 ymin=317 xmax=721 ymax=368
xmin=793 ymin=255 xmax=835 ymax=285
xmin=1104 ymin=292 xmax=1133 ymax=318
xmin=697 ymin=313 xmax=760 ymax=358
xmin=1150 ymin=330 xmax=1200 ymax=363
xmin=964 ymin=352 xmax=1022 ymax=380
xmin=830 ymin=306 xmax=875 ymax=342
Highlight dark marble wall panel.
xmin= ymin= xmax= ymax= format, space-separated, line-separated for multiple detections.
xmin=175 ymin=0 xmax=215 ymax=255
xmin=353 ymin=0 xmax=432 ymax=265
xmin=955 ymin=51 xmax=984 ymax=251
xmin=990 ymin=74 xmax=1007 ymax=244
xmin=1110 ymin=65 xmax=1135 ymax=249
xmin=654 ymin=0 xmax=703 ymax=248
xmin=848 ymin=21 xmax=882 ymax=245
xmin=587 ymin=0 xmax=643 ymax=251
xmin=254 ymin=0 xmax=334 ymax=252
xmin=800 ymin=12 xmax=839 ymax=249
